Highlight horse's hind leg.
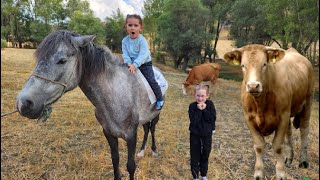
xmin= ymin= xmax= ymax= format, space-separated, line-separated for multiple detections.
xmin=127 ymin=130 xmax=138 ymax=180
xmin=103 ymin=129 xmax=121 ymax=180
xmin=137 ymin=123 xmax=150 ymax=158
xmin=150 ymin=115 xmax=160 ymax=157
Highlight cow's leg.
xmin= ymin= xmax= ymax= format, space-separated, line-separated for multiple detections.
xmin=150 ymin=115 xmax=160 ymax=157
xmin=272 ymin=114 xmax=289 ymax=180
xmin=137 ymin=123 xmax=150 ymax=158
xmin=127 ymin=129 xmax=138 ymax=180
xmin=245 ymin=117 xmax=265 ymax=179
xmin=284 ymin=120 xmax=293 ymax=166
xmin=253 ymin=136 xmax=265 ymax=179
xmin=103 ymin=129 xmax=121 ymax=180
xmin=298 ymin=102 xmax=311 ymax=168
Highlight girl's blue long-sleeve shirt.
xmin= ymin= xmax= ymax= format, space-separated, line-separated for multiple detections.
xmin=122 ymin=34 xmax=151 ymax=69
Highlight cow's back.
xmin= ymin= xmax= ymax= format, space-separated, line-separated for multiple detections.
xmin=192 ymin=63 xmax=219 ymax=81
xmin=273 ymin=49 xmax=314 ymax=115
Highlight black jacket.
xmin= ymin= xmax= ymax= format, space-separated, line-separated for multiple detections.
xmin=188 ymin=100 xmax=216 ymax=136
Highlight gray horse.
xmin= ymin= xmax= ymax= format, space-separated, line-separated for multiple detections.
xmin=16 ymin=30 xmax=166 ymax=179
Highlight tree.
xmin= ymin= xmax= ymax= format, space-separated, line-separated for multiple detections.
xmin=158 ymin=0 xmax=211 ymax=70
xmin=200 ymin=0 xmax=235 ymax=62
xmin=104 ymin=9 xmax=126 ymax=53
xmin=142 ymin=0 xmax=165 ymax=53
xmin=228 ymin=0 xmax=270 ymax=47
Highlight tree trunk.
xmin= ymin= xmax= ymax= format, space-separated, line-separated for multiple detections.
xmin=213 ymin=19 xmax=222 ymax=62
xmin=174 ymin=56 xmax=183 ymax=69
xmin=312 ymin=41 xmax=317 ymax=66
xmin=182 ymin=55 xmax=189 ymax=72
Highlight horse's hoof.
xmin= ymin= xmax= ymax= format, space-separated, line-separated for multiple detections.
xmin=152 ymin=151 xmax=159 ymax=157
xmin=299 ymin=161 xmax=309 ymax=168
xmin=137 ymin=150 xmax=145 ymax=158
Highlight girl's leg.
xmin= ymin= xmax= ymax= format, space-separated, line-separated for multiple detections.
xmin=139 ymin=63 xmax=163 ymax=101
xmin=190 ymin=133 xmax=201 ymax=179
xmin=200 ymin=135 xmax=212 ymax=177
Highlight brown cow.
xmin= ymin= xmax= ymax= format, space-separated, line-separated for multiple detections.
xmin=224 ymin=44 xmax=314 ymax=180
xmin=182 ymin=63 xmax=221 ymax=95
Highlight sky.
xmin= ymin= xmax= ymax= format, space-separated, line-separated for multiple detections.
xmin=88 ymin=0 xmax=145 ymax=21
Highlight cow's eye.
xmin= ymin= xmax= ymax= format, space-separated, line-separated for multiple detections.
xmin=241 ymin=64 xmax=245 ymax=68
xmin=57 ymin=58 xmax=67 ymax=64
xmin=263 ymin=63 xmax=267 ymax=67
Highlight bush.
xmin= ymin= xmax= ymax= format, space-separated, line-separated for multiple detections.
xmin=1 ymin=39 xmax=7 ymax=48
xmin=155 ymin=51 xmax=167 ymax=64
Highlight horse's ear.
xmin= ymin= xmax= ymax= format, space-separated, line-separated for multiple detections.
xmin=73 ymin=35 xmax=96 ymax=47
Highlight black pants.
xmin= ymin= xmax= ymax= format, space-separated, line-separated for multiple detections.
xmin=190 ymin=133 xmax=212 ymax=178
xmin=139 ymin=61 xmax=163 ymax=101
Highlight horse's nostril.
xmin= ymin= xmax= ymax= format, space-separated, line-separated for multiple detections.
xmin=26 ymin=99 xmax=33 ymax=108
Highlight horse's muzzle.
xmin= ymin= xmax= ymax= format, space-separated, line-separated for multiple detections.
xmin=16 ymin=96 xmax=43 ymax=119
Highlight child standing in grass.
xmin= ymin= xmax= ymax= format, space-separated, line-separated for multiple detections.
xmin=188 ymin=84 xmax=216 ymax=180
xmin=122 ymin=14 xmax=164 ymax=110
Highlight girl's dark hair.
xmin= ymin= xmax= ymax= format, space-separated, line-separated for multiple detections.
xmin=126 ymin=14 xmax=143 ymax=25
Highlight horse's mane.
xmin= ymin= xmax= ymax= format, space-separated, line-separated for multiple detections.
xmin=35 ymin=30 xmax=124 ymax=77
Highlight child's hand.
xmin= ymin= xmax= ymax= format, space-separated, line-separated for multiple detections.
xmin=197 ymin=102 xmax=206 ymax=110
xmin=128 ymin=64 xmax=136 ymax=74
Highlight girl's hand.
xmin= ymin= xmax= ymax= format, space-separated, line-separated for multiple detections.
xmin=128 ymin=64 xmax=136 ymax=74
xmin=197 ymin=103 xmax=206 ymax=110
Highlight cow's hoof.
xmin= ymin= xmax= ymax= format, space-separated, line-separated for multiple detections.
xmin=254 ymin=171 xmax=263 ymax=180
xmin=284 ymin=157 xmax=292 ymax=166
xmin=299 ymin=161 xmax=309 ymax=168
xmin=276 ymin=173 xmax=287 ymax=180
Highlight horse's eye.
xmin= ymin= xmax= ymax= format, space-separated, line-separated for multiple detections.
xmin=57 ymin=58 xmax=67 ymax=64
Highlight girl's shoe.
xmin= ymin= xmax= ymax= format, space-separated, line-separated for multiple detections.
xmin=155 ymin=101 xmax=164 ymax=110
xmin=201 ymin=176 xmax=207 ymax=180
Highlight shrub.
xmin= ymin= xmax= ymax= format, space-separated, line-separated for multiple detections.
xmin=1 ymin=39 xmax=7 ymax=48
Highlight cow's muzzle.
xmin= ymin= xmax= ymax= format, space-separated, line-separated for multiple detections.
xmin=246 ymin=82 xmax=262 ymax=97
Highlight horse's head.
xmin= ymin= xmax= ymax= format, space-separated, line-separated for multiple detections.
xmin=16 ymin=30 xmax=95 ymax=119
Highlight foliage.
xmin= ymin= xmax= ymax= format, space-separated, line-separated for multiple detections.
xmin=1 ymin=39 xmax=7 ymax=48
xmin=104 ymin=9 xmax=126 ymax=53
xmin=29 ymin=22 xmax=52 ymax=46
xmin=228 ymin=0 xmax=319 ymax=61
xmin=143 ymin=0 xmax=165 ymax=52
xmin=229 ymin=0 xmax=270 ymax=47
xmin=158 ymin=0 xmax=211 ymax=69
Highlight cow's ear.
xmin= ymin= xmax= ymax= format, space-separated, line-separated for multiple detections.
xmin=265 ymin=47 xmax=285 ymax=63
xmin=224 ymin=49 xmax=242 ymax=66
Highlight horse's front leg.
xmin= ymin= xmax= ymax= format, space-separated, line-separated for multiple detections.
xmin=127 ymin=129 xmax=138 ymax=180
xmin=103 ymin=129 xmax=121 ymax=180
xmin=137 ymin=123 xmax=150 ymax=158
xmin=150 ymin=115 xmax=160 ymax=157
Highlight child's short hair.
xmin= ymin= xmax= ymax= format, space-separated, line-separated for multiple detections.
xmin=195 ymin=83 xmax=210 ymax=94
xmin=126 ymin=14 xmax=143 ymax=25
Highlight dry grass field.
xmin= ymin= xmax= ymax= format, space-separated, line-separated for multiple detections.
xmin=1 ymin=48 xmax=319 ymax=180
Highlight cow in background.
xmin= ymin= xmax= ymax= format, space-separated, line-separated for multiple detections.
xmin=182 ymin=63 xmax=221 ymax=95
xmin=224 ymin=44 xmax=314 ymax=180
